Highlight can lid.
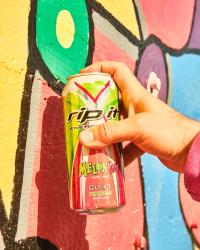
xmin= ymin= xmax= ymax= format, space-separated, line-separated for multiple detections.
xmin=67 ymin=72 xmax=111 ymax=80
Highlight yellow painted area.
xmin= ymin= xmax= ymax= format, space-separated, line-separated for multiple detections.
xmin=0 ymin=1 xmax=29 ymax=214
xmin=56 ymin=10 xmax=75 ymax=48
xmin=96 ymin=0 xmax=140 ymax=39
xmin=194 ymin=243 xmax=200 ymax=250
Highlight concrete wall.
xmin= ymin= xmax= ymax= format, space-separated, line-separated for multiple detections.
xmin=0 ymin=0 xmax=200 ymax=249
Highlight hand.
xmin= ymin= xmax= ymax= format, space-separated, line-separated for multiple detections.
xmin=79 ymin=61 xmax=200 ymax=172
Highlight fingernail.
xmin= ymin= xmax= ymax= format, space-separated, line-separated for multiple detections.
xmin=80 ymin=130 xmax=94 ymax=144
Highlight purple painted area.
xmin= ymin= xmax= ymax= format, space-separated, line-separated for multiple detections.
xmin=137 ymin=43 xmax=167 ymax=102
xmin=188 ymin=0 xmax=200 ymax=49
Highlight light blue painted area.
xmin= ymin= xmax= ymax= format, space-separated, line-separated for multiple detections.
xmin=170 ymin=54 xmax=200 ymax=121
xmin=141 ymin=53 xmax=200 ymax=250
xmin=142 ymin=154 xmax=192 ymax=250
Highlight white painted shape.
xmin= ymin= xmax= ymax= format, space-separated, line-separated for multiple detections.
xmin=15 ymin=71 xmax=42 ymax=241
xmin=56 ymin=10 xmax=75 ymax=48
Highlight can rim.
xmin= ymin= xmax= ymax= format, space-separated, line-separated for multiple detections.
xmin=67 ymin=72 xmax=111 ymax=80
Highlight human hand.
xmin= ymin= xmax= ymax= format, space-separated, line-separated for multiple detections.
xmin=79 ymin=61 xmax=200 ymax=172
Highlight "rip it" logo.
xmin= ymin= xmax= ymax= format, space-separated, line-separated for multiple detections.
xmin=67 ymin=106 xmax=119 ymax=124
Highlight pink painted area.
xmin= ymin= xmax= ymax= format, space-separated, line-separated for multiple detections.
xmin=86 ymin=159 xmax=145 ymax=250
xmin=93 ymin=28 xmax=135 ymax=71
xmin=140 ymin=0 xmax=195 ymax=49
xmin=179 ymin=174 xmax=200 ymax=245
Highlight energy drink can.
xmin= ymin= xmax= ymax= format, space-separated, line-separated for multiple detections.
xmin=62 ymin=72 xmax=125 ymax=214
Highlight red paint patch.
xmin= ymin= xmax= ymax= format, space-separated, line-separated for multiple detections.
xmin=93 ymin=28 xmax=136 ymax=71
xmin=27 ymin=84 xmax=89 ymax=249
xmin=140 ymin=0 xmax=195 ymax=49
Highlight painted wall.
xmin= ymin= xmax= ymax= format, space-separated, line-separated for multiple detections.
xmin=0 ymin=0 xmax=200 ymax=249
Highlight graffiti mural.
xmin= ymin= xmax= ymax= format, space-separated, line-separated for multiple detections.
xmin=0 ymin=0 xmax=200 ymax=249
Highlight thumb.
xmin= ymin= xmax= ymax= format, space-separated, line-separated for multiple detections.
xmin=79 ymin=117 xmax=139 ymax=148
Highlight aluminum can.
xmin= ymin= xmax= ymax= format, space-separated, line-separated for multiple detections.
xmin=62 ymin=72 xmax=125 ymax=214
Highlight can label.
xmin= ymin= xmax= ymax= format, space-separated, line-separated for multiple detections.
xmin=62 ymin=73 xmax=125 ymax=213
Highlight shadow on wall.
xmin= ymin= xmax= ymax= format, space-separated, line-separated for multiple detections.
xmin=36 ymin=96 xmax=89 ymax=250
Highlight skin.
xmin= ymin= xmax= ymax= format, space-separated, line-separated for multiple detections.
xmin=79 ymin=61 xmax=200 ymax=173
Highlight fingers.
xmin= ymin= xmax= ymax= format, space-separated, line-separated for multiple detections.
xmin=81 ymin=61 xmax=137 ymax=92
xmin=79 ymin=117 xmax=139 ymax=149
xmin=81 ymin=61 xmax=121 ymax=75
xmin=81 ymin=61 xmax=146 ymax=106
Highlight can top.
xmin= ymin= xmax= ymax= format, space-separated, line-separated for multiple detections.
xmin=67 ymin=72 xmax=111 ymax=80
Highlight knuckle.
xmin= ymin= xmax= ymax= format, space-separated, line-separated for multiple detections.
xmin=98 ymin=123 xmax=112 ymax=143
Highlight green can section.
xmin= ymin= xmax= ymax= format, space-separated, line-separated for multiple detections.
xmin=36 ymin=0 xmax=90 ymax=83
xmin=63 ymin=92 xmax=85 ymax=180
xmin=63 ymin=80 xmax=119 ymax=182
